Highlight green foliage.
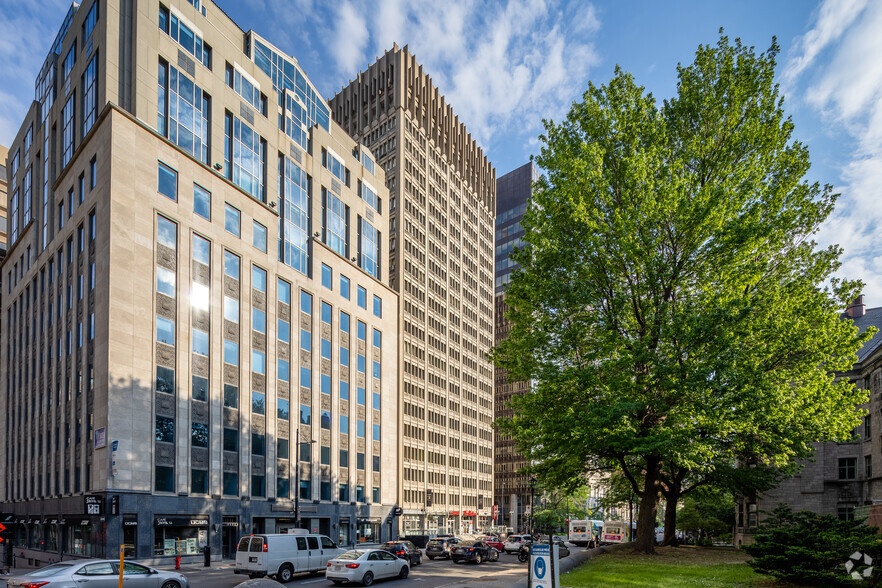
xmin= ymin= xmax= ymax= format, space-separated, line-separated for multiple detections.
xmin=676 ymin=488 xmax=736 ymax=540
xmin=744 ymin=505 xmax=882 ymax=586
xmin=492 ymin=31 xmax=872 ymax=553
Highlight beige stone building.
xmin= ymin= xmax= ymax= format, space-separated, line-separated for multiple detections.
xmin=1 ymin=0 xmax=398 ymax=564
xmin=330 ymin=46 xmax=497 ymax=535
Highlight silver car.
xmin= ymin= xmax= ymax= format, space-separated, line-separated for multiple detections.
xmin=6 ymin=559 xmax=190 ymax=588
xmin=325 ymin=549 xmax=409 ymax=586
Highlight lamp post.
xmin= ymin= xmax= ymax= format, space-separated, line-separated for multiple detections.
xmin=501 ymin=480 xmax=506 ymax=529
xmin=529 ymin=476 xmax=537 ymax=537
xmin=294 ymin=428 xmax=316 ymax=530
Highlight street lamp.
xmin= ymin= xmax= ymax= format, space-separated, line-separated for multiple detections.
xmin=294 ymin=428 xmax=317 ymax=530
xmin=529 ymin=477 xmax=537 ymax=537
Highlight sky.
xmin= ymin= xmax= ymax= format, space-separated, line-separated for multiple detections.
xmin=0 ymin=0 xmax=879 ymax=303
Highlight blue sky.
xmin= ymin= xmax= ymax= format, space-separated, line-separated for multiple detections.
xmin=1 ymin=0 xmax=878 ymax=302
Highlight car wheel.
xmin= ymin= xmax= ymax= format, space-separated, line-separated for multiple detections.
xmin=362 ymin=570 xmax=374 ymax=586
xmin=161 ymin=582 xmax=181 ymax=588
xmin=475 ymin=553 xmax=482 ymax=564
xmin=491 ymin=550 xmax=499 ymax=562
xmin=277 ymin=564 xmax=294 ymax=583
xmin=399 ymin=565 xmax=409 ymax=579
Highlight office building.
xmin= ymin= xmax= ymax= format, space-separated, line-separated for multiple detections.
xmin=1 ymin=0 xmax=398 ymax=564
xmin=330 ymin=45 xmax=497 ymax=535
xmin=492 ymin=162 xmax=536 ymax=532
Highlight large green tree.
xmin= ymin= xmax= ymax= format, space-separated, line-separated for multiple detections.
xmin=492 ymin=34 xmax=871 ymax=554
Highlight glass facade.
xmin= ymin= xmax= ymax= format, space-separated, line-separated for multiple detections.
xmin=225 ymin=114 xmax=266 ymax=202
xmin=158 ymin=61 xmax=210 ymax=164
xmin=279 ymin=156 xmax=309 ymax=274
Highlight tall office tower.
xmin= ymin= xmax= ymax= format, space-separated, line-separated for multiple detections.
xmin=493 ymin=162 xmax=536 ymax=533
xmin=1 ymin=0 xmax=399 ymax=563
xmin=330 ymin=45 xmax=497 ymax=536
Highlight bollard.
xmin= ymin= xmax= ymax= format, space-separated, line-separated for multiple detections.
xmin=203 ymin=545 xmax=210 ymax=568
xmin=175 ymin=555 xmax=181 ymax=570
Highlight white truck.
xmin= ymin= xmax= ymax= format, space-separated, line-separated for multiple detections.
xmin=234 ymin=530 xmax=344 ymax=582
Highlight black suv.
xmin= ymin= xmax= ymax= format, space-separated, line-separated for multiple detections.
xmin=425 ymin=537 xmax=460 ymax=559
xmin=381 ymin=540 xmax=422 ymax=565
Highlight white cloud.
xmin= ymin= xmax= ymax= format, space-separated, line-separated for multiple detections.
xmin=789 ymin=0 xmax=882 ymax=305
xmin=330 ymin=2 xmax=369 ymax=74
xmin=327 ymin=0 xmax=600 ymax=156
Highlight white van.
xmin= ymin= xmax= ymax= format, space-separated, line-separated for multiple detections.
xmin=234 ymin=531 xmax=344 ymax=582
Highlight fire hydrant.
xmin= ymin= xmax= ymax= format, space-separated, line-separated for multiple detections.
xmin=175 ymin=555 xmax=181 ymax=570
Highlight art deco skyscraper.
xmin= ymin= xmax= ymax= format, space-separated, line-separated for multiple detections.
xmin=331 ymin=45 xmax=497 ymax=535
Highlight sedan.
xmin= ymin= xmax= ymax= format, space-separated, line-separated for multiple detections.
xmin=503 ymin=535 xmax=532 ymax=554
xmin=476 ymin=536 xmax=504 ymax=552
xmin=451 ymin=540 xmax=498 ymax=564
xmin=326 ymin=549 xmax=409 ymax=586
xmin=380 ymin=540 xmax=422 ymax=565
xmin=6 ymin=559 xmax=189 ymax=587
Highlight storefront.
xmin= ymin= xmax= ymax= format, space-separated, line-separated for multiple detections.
xmin=356 ymin=518 xmax=380 ymax=544
xmin=153 ymin=516 xmax=209 ymax=557
xmin=222 ymin=516 xmax=238 ymax=559
xmin=122 ymin=515 xmax=138 ymax=557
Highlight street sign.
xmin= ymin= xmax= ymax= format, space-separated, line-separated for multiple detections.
xmin=392 ymin=507 xmax=403 ymax=516
xmin=529 ymin=542 xmax=560 ymax=588
xmin=525 ymin=505 xmax=532 ymax=515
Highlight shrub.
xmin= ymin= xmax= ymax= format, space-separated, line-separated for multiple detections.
xmin=743 ymin=504 xmax=882 ymax=586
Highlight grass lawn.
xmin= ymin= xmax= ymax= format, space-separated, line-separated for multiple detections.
xmin=562 ymin=545 xmax=797 ymax=587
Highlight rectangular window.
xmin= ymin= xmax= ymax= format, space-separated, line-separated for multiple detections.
xmin=252 ymin=475 xmax=266 ymax=498
xmin=156 ymin=266 xmax=175 ymax=297
xmin=372 ymin=361 xmax=381 ymax=379
xmin=90 ymin=156 xmax=97 ymax=188
xmin=155 ymin=466 xmax=174 ymax=493
xmin=277 ymin=438 xmax=289 ymax=460
xmin=300 ymin=329 xmax=311 ymax=352
xmin=63 ymin=40 xmax=76 ymax=79
xmin=373 ymin=487 xmax=380 ymax=503
xmin=157 ymin=60 xmax=210 ymax=163
xmin=300 ymin=404 xmax=311 ymax=425
xmin=357 ymin=419 xmax=365 ymax=438
xmin=252 ymin=265 xmax=267 ymax=292
xmin=158 ymin=5 xmax=211 ymax=68
xmin=320 ymin=373 xmax=331 ymax=394
xmin=191 ymin=422 xmax=208 ymax=447
xmin=193 ymin=234 xmax=210 ymax=265
xmin=357 ymin=386 xmax=366 ymax=406
xmin=340 ymin=275 xmax=350 ymax=299
xmin=252 ymin=308 xmax=266 ymax=334
xmin=357 ymin=321 xmax=366 ymax=341
xmin=340 ymin=449 xmax=349 ymax=468
xmin=82 ymin=1 xmax=98 ymax=39
xmin=278 ymin=358 xmax=289 ymax=382
xmin=339 ymin=381 xmax=349 ymax=400
xmin=865 ymin=415 xmax=871 ymax=439
xmin=839 ymin=457 xmax=857 ymax=480
xmin=321 ymin=410 xmax=331 ymax=430
xmin=252 ymin=391 xmax=265 ymax=415
xmin=156 ymin=366 xmax=174 ymax=395
xmin=300 ymin=366 xmax=311 ymax=389
xmin=277 ymin=398 xmax=289 ymax=420
xmin=322 ymin=147 xmax=346 ymax=183
xmin=373 ymin=295 xmax=382 ymax=318
xmin=279 ymin=156 xmax=310 ymax=274
xmin=356 ymin=485 xmax=365 ymax=503
xmin=223 ymin=383 xmax=238 ymax=408
xmin=372 ymin=455 xmax=380 ymax=472
xmin=278 ymin=319 xmax=290 ymax=343
xmin=301 ymin=291 xmax=313 ymax=314
xmin=252 ymin=433 xmax=266 ymax=456
xmin=225 ymin=203 xmax=240 ymax=236
xmin=340 ymin=414 xmax=349 ymax=435
xmin=321 ymin=263 xmax=332 ymax=290
xmin=357 ymin=286 xmax=366 ymax=309
xmin=82 ymin=53 xmax=98 ymax=136
xmin=321 ymin=445 xmax=331 ymax=466
xmin=223 ymin=296 xmax=239 ymax=322
xmin=321 ymin=302 xmax=332 ymax=325
xmin=372 ymin=424 xmax=381 ymax=441
xmin=230 ymin=66 xmax=265 ymax=113
xmin=158 ymin=162 xmax=177 ymax=200
xmin=322 ymin=188 xmax=348 ymax=257
xmin=357 ymin=452 xmax=365 ymax=470
xmin=299 ymin=480 xmax=311 ymax=500
xmin=359 ymin=218 xmax=380 ymax=279
xmin=61 ymin=95 xmax=75 ymax=167
xmin=225 ymin=113 xmax=266 ymax=201
xmin=253 ymin=220 xmax=267 ymax=252
xmin=359 ymin=180 xmax=379 ymax=211
xmin=194 ymin=184 xmax=210 ymax=219
xmin=223 ymin=339 xmax=238 ymax=365
xmin=224 ymin=251 xmax=240 ymax=279
xmin=278 ymin=278 xmax=291 ymax=304
xmin=192 ymin=375 xmax=208 ymax=401
xmin=157 ymin=215 xmax=177 ymax=249
xmin=252 ymin=350 xmax=266 ymax=375
xmin=155 ymin=416 xmax=175 ymax=443
xmin=192 ymin=328 xmax=209 ymax=355
xmin=223 ymin=472 xmax=238 ymax=495
xmin=373 ymin=329 xmax=382 ymax=349
xmin=867 ymin=455 xmax=873 ymax=479
xmin=372 ymin=391 xmax=380 ymax=409
xmin=223 ymin=428 xmax=238 ymax=452
xmin=339 ymin=483 xmax=349 ymax=502
xmin=156 ymin=316 xmax=175 ymax=345
xmin=191 ymin=469 xmax=208 ymax=494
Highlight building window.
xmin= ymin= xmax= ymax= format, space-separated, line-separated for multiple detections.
xmin=223 ymin=339 xmax=238 ymax=365
xmin=253 ymin=220 xmax=267 ymax=252
xmin=278 ymin=358 xmax=289 ymax=382
xmin=280 ymin=156 xmax=310 ymax=275
xmin=82 ymin=0 xmax=98 ymax=39
xmin=191 ymin=422 xmax=208 ymax=447
xmin=90 ymin=156 xmax=97 ymax=188
xmin=252 ymin=391 xmax=265 ymax=414
xmin=373 ymin=329 xmax=382 ymax=348
xmin=339 ymin=483 xmax=349 ymax=502
xmin=322 ymin=188 xmax=348 ymax=257
xmin=224 ymin=296 xmax=239 ymax=322
xmin=223 ymin=384 xmax=238 ymax=409
xmin=252 ymin=475 xmax=266 ymax=498
xmin=156 ymin=366 xmax=174 ymax=394
xmin=155 ymin=466 xmax=174 ymax=493
xmin=63 ymin=39 xmax=77 ymax=79
xmin=223 ymin=472 xmax=238 ymax=496
xmin=839 ymin=457 xmax=857 ymax=480
xmin=192 ymin=328 xmax=209 ymax=355
xmin=252 ymin=265 xmax=267 ymax=292
xmin=82 ymin=53 xmax=98 ymax=136
xmin=359 ymin=180 xmax=379 ymax=212
xmin=300 ymin=404 xmax=311 ymax=425
xmin=158 ymin=4 xmax=211 ymax=68
xmin=224 ymin=251 xmax=240 ymax=279
xmin=252 ymin=433 xmax=266 ymax=456
xmin=192 ymin=375 xmax=208 ymax=401
xmin=157 ymin=215 xmax=177 ymax=249
xmin=340 ymin=275 xmax=350 ymax=299
xmin=838 ymin=506 xmax=855 ymax=521
xmin=194 ymin=184 xmax=211 ymax=220
xmin=277 ymin=398 xmax=289 ymax=420
xmin=252 ymin=350 xmax=266 ymax=375
xmin=322 ymin=147 xmax=346 ymax=184
xmin=373 ymin=295 xmax=382 ymax=318
xmin=300 ymin=367 xmax=311 ymax=390
xmin=357 ymin=286 xmax=366 ymax=309
xmin=224 ymin=113 xmax=266 ymax=202
xmin=340 ymin=415 xmax=349 ymax=435
xmin=228 ymin=65 xmax=266 ymax=114
xmin=358 ymin=218 xmax=380 ymax=279
xmin=156 ymin=316 xmax=175 ymax=345
xmin=158 ymin=162 xmax=177 ymax=201
xmin=156 ymin=266 xmax=175 ymax=297
xmin=157 ymin=60 xmax=210 ymax=164
xmin=225 ymin=203 xmax=240 ymax=236
xmin=301 ymin=290 xmax=313 ymax=315
xmin=277 ymin=438 xmax=289 ymax=460
xmin=321 ymin=264 xmax=332 ymax=290
xmin=278 ymin=319 xmax=290 ymax=343
xmin=191 ymin=469 xmax=208 ymax=494
xmin=155 ymin=416 xmax=175 ymax=443
xmin=867 ymin=455 xmax=873 ymax=479
xmin=278 ymin=278 xmax=291 ymax=304
xmin=865 ymin=415 xmax=871 ymax=439
xmin=62 ymin=95 xmax=75 ymax=167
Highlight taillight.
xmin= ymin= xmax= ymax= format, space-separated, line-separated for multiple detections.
xmin=21 ymin=582 xmax=50 ymax=588
xmin=263 ymin=543 xmax=268 ymax=552
xmin=397 ymin=551 xmax=405 ymax=555
xmin=327 ymin=562 xmax=332 ymax=567
xmin=345 ymin=563 xmax=360 ymax=568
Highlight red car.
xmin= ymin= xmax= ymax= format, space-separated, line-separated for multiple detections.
xmin=477 ymin=536 xmax=504 ymax=552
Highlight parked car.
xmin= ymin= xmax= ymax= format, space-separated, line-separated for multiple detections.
xmin=503 ymin=534 xmax=532 ymax=554
xmin=380 ymin=540 xmax=422 ymax=565
xmin=554 ymin=540 xmax=571 ymax=558
xmin=234 ymin=531 xmax=344 ymax=581
xmin=478 ymin=535 xmax=505 ymax=552
xmin=425 ymin=536 xmax=461 ymax=559
xmin=6 ymin=559 xmax=189 ymax=588
xmin=451 ymin=539 xmax=498 ymax=564
xmin=325 ymin=549 xmax=409 ymax=586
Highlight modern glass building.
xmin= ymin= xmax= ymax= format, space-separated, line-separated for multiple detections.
xmin=1 ymin=0 xmax=398 ymax=564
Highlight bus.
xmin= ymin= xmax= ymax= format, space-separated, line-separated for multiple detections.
xmin=568 ymin=519 xmax=603 ymax=546
xmin=601 ymin=520 xmax=636 ymax=545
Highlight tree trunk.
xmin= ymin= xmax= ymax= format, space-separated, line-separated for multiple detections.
xmin=634 ymin=457 xmax=662 ymax=554
xmin=661 ymin=488 xmax=680 ymax=546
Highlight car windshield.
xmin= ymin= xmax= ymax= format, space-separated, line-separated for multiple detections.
xmin=381 ymin=542 xmax=399 ymax=548
xmin=335 ymin=550 xmax=364 ymax=560
xmin=29 ymin=563 xmax=77 ymax=577
xmin=428 ymin=540 xmax=443 ymax=545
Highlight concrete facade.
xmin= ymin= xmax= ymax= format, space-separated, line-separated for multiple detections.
xmin=2 ymin=0 xmax=399 ymax=565
xmin=330 ymin=45 xmax=497 ymax=536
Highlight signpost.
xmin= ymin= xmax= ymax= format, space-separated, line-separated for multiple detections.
xmin=528 ymin=542 xmax=560 ymax=588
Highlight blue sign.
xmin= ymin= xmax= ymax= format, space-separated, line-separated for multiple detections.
xmin=531 ymin=543 xmax=551 ymax=588
xmin=534 ymin=556 xmax=547 ymax=579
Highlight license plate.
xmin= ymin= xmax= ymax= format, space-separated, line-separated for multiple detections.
xmin=334 ymin=565 xmax=342 ymax=570
xmin=249 ymin=557 xmax=257 ymax=562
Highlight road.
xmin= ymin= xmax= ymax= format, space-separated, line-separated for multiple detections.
xmin=179 ymin=552 xmax=530 ymax=588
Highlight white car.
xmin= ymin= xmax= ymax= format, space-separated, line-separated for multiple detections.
xmin=326 ymin=549 xmax=409 ymax=586
xmin=503 ymin=534 xmax=532 ymax=554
